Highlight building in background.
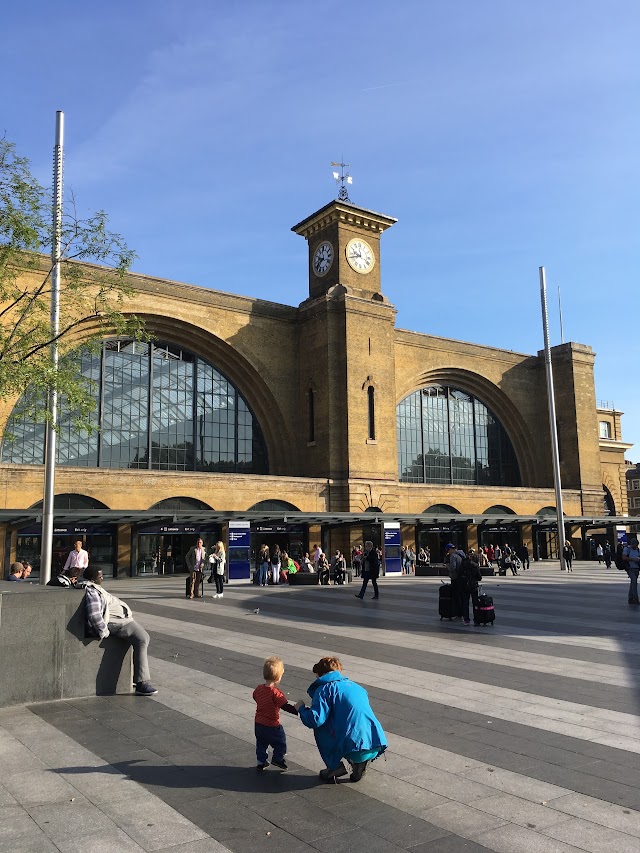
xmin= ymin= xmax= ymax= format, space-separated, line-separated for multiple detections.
xmin=626 ymin=461 xmax=640 ymax=518
xmin=0 ymin=199 xmax=632 ymax=577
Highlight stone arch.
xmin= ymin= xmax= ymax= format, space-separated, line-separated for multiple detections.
xmin=397 ymin=368 xmax=536 ymax=487
xmin=536 ymin=506 xmax=557 ymax=516
xmin=247 ymin=500 xmax=301 ymax=512
xmin=29 ymin=493 xmax=110 ymax=510
xmin=483 ymin=505 xmax=516 ymax=515
xmin=149 ymin=497 xmax=213 ymax=511
xmin=423 ymin=504 xmax=460 ymax=514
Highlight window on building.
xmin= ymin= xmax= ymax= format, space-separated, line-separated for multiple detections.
xmin=631 ymin=479 xmax=640 ymax=491
xmin=367 ymin=386 xmax=376 ymax=441
xmin=308 ymin=389 xmax=315 ymax=443
xmin=633 ymin=497 xmax=640 ymax=510
xmin=397 ymin=384 xmax=520 ymax=486
xmin=2 ymin=339 xmax=269 ymax=474
xmin=599 ymin=421 xmax=612 ymax=439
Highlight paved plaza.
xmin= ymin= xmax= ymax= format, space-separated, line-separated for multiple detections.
xmin=1 ymin=563 xmax=640 ymax=853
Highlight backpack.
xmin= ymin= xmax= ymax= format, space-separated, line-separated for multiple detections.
xmin=459 ymin=557 xmax=480 ymax=587
xmin=615 ymin=545 xmax=626 ymax=571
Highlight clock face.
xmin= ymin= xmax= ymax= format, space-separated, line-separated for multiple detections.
xmin=312 ymin=241 xmax=334 ymax=276
xmin=345 ymin=238 xmax=375 ymax=274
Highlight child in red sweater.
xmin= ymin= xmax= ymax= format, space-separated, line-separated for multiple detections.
xmin=253 ymin=656 xmax=298 ymax=771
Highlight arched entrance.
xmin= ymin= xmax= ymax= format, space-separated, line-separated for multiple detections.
xmin=19 ymin=494 xmax=114 ymax=577
xmin=136 ymin=496 xmax=218 ymax=576
xmin=479 ymin=505 xmax=519 ymax=552
xmin=247 ymin=500 xmax=305 ymax=564
xmin=417 ymin=504 xmax=466 ymax=563
xmin=535 ymin=507 xmax=559 ymax=560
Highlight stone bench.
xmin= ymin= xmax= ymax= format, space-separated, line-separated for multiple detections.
xmin=286 ymin=572 xmax=319 ymax=585
xmin=0 ymin=582 xmax=133 ymax=708
xmin=415 ymin=564 xmax=449 ymax=577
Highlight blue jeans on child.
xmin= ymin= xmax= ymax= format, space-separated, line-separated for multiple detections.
xmin=255 ymin=722 xmax=287 ymax=764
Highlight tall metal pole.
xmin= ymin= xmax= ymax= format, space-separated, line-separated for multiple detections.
xmin=539 ymin=266 xmax=566 ymax=569
xmin=40 ymin=111 xmax=64 ymax=585
xmin=558 ymin=286 xmax=564 ymax=344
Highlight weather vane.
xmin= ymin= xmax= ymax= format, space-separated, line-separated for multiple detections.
xmin=331 ymin=160 xmax=353 ymax=202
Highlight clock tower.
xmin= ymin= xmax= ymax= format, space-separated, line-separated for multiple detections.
xmin=291 ymin=199 xmax=400 ymax=506
xmin=291 ymin=200 xmax=396 ymax=301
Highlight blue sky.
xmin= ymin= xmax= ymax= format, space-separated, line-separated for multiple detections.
xmin=3 ymin=0 xmax=639 ymax=459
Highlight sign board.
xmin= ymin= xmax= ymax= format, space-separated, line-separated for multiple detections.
xmin=383 ymin=522 xmax=402 ymax=574
xmin=228 ymin=522 xmax=251 ymax=580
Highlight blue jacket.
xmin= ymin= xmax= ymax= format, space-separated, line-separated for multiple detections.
xmin=298 ymin=671 xmax=387 ymax=770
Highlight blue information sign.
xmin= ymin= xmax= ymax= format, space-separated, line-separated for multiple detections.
xmin=383 ymin=523 xmax=402 ymax=575
xmin=228 ymin=522 xmax=251 ymax=580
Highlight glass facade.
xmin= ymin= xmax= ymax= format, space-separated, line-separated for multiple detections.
xmin=398 ymin=385 xmax=520 ymax=486
xmin=2 ymin=340 xmax=268 ymax=474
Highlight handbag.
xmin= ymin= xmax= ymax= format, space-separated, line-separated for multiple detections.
xmin=216 ymin=558 xmax=225 ymax=576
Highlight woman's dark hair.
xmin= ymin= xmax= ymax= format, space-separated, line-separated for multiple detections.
xmin=83 ymin=566 xmax=101 ymax=582
xmin=312 ymin=657 xmax=343 ymax=677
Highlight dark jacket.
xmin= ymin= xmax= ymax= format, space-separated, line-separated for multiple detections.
xmin=363 ymin=548 xmax=380 ymax=578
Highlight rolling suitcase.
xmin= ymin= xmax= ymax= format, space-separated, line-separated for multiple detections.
xmin=474 ymin=586 xmax=495 ymax=626
xmin=185 ymin=574 xmax=204 ymax=598
xmin=439 ymin=582 xmax=456 ymax=620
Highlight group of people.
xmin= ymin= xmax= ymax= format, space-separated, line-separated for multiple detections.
xmin=479 ymin=542 xmax=529 ymax=573
xmin=445 ymin=542 xmax=485 ymax=624
xmin=254 ymin=544 xmax=349 ymax=586
xmin=253 ymin=654 xmax=386 ymax=783
xmin=185 ymin=538 xmax=226 ymax=599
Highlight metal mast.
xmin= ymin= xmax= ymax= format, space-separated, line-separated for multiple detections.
xmin=40 ymin=111 xmax=64 ymax=585
xmin=539 ymin=266 xmax=567 ymax=569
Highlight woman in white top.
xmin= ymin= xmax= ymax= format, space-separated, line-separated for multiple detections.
xmin=211 ymin=541 xmax=226 ymax=598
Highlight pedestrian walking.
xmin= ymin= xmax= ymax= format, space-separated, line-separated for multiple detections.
xmin=622 ymin=538 xmax=640 ymax=605
xmin=562 ymin=542 xmax=575 ymax=572
xmin=355 ymin=541 xmax=380 ymax=600
xmin=253 ymin=656 xmax=298 ymax=771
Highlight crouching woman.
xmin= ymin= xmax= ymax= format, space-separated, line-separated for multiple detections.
xmin=295 ymin=656 xmax=387 ymax=783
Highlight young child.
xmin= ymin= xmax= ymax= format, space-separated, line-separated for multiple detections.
xmin=253 ymin=656 xmax=298 ymax=771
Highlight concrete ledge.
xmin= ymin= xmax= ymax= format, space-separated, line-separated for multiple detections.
xmin=0 ymin=582 xmax=133 ymax=708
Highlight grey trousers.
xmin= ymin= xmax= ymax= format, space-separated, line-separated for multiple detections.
xmin=108 ymin=618 xmax=151 ymax=684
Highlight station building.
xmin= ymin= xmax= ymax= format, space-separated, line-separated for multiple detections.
xmin=0 ymin=199 xmax=632 ymax=579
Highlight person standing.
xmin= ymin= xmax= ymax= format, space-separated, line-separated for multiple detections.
xmin=603 ymin=542 xmax=612 ymax=569
xmin=458 ymin=553 xmax=483 ymax=626
xmin=63 ymin=540 xmax=89 ymax=574
xmin=210 ymin=541 xmax=226 ymax=599
xmin=563 ymin=541 xmax=575 ymax=572
xmin=313 ymin=544 xmax=323 ymax=572
xmin=355 ymin=541 xmax=380 ymax=600
xmin=596 ymin=543 xmax=604 ymax=564
xmin=257 ymin=544 xmax=270 ymax=586
xmin=622 ymin=537 xmax=640 ymax=605
xmin=270 ymin=545 xmax=282 ymax=585
xmin=517 ymin=542 xmax=530 ymax=571
xmin=445 ymin=543 xmax=464 ymax=619
xmin=185 ymin=537 xmax=206 ymax=599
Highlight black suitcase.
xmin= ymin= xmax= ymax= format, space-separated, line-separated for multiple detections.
xmin=474 ymin=591 xmax=495 ymax=626
xmin=439 ymin=583 xmax=456 ymax=620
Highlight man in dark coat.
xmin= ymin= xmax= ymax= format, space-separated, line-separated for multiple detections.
xmin=354 ymin=541 xmax=380 ymax=600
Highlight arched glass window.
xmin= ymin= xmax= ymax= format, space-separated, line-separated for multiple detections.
xmin=2 ymin=339 xmax=268 ymax=474
xmin=397 ymin=384 xmax=520 ymax=486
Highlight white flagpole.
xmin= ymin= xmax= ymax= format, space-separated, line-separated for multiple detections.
xmin=539 ymin=266 xmax=566 ymax=570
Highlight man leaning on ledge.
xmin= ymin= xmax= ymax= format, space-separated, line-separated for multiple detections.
xmin=82 ymin=566 xmax=158 ymax=696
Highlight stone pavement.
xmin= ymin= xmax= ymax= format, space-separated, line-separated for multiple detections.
xmin=1 ymin=561 xmax=640 ymax=853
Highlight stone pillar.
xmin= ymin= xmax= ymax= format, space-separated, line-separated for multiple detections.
xmin=117 ymin=524 xmax=132 ymax=577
